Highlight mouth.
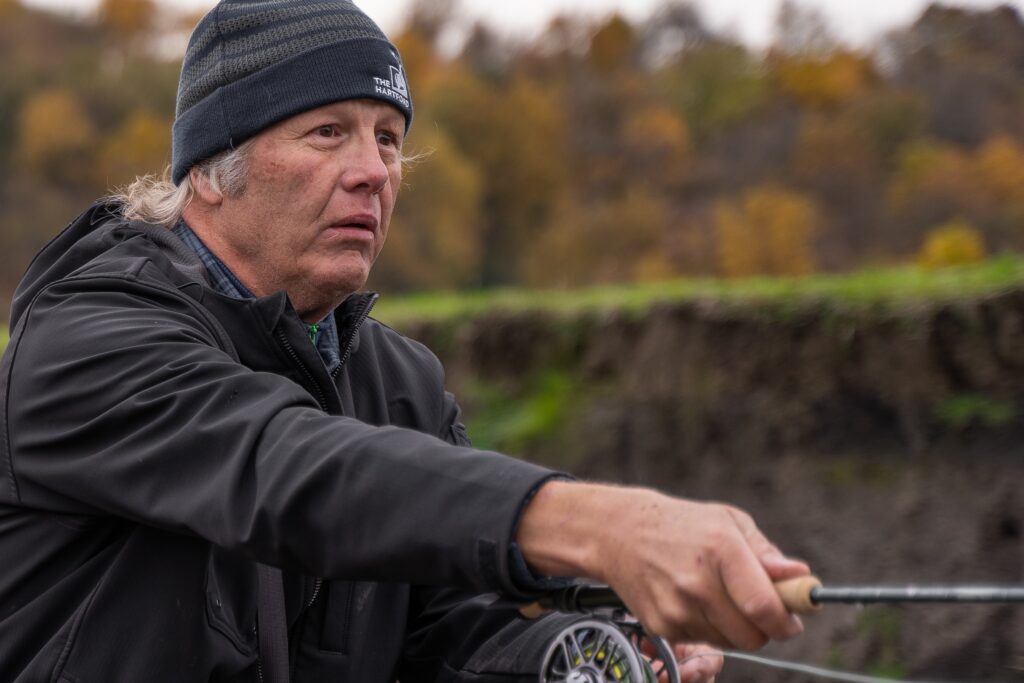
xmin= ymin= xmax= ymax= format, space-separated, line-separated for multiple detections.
xmin=330 ymin=214 xmax=379 ymax=233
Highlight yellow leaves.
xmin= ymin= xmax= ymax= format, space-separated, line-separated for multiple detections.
xmin=97 ymin=111 xmax=171 ymax=187
xmin=524 ymin=187 xmax=672 ymax=287
xmin=918 ymin=218 xmax=987 ymax=269
xmin=376 ymin=128 xmax=483 ymax=290
xmin=715 ymin=186 xmax=820 ymax=277
xmin=16 ymin=88 xmax=96 ymax=183
xmin=97 ymin=0 xmax=158 ymax=37
xmin=0 ymin=0 xmax=21 ymax=18
xmin=973 ymin=136 xmax=1024 ymax=207
xmin=589 ymin=14 xmax=634 ymax=73
xmin=774 ymin=52 xmax=874 ymax=109
xmin=623 ymin=105 xmax=691 ymax=169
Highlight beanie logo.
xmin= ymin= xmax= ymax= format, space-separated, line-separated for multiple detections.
xmin=374 ymin=64 xmax=410 ymax=110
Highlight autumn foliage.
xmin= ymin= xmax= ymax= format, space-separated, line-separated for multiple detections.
xmin=3 ymin=0 xmax=1024 ymax=315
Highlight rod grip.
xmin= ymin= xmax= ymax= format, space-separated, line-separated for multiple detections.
xmin=775 ymin=576 xmax=823 ymax=615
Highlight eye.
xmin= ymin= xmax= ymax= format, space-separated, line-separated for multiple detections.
xmin=377 ymin=129 xmax=402 ymax=149
xmin=315 ymin=124 xmax=337 ymax=138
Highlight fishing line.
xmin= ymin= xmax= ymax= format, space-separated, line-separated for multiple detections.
xmin=678 ymin=650 xmax=959 ymax=683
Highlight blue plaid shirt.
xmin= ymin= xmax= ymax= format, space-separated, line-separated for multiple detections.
xmin=173 ymin=221 xmax=342 ymax=373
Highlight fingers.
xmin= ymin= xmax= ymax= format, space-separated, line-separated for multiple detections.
xmin=675 ymin=643 xmax=723 ymax=683
xmin=727 ymin=507 xmax=810 ymax=581
xmin=713 ymin=511 xmax=805 ymax=644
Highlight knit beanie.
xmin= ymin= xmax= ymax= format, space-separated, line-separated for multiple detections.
xmin=171 ymin=0 xmax=413 ymax=184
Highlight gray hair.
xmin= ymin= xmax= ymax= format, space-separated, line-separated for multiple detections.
xmin=113 ymin=140 xmax=254 ymax=228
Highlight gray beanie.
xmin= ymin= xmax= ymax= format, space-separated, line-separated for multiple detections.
xmin=171 ymin=0 xmax=413 ymax=184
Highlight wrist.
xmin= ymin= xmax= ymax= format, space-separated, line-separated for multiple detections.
xmin=515 ymin=480 xmax=631 ymax=582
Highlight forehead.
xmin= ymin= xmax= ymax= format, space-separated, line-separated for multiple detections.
xmin=274 ymin=98 xmax=406 ymax=130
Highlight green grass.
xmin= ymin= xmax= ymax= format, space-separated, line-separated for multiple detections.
xmin=935 ymin=394 xmax=1019 ymax=429
xmin=464 ymin=370 xmax=577 ymax=455
xmin=373 ymin=255 xmax=1024 ymax=327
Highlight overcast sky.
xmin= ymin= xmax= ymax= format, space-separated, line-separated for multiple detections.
xmin=22 ymin=0 xmax=1024 ymax=48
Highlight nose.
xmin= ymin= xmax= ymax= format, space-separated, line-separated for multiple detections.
xmin=340 ymin=133 xmax=389 ymax=196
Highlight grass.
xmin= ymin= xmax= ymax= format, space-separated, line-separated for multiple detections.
xmin=464 ymin=370 xmax=577 ymax=455
xmin=935 ymin=394 xmax=1019 ymax=429
xmin=372 ymin=255 xmax=1024 ymax=327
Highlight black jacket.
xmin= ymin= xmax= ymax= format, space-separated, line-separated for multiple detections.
xmin=0 ymin=204 xmax=573 ymax=682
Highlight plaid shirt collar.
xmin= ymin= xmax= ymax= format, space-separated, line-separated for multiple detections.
xmin=173 ymin=221 xmax=341 ymax=373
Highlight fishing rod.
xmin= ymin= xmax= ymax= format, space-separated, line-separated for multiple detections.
xmin=524 ymin=578 xmax=1024 ymax=683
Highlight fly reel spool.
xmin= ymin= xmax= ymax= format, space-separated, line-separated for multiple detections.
xmin=539 ymin=618 xmax=680 ymax=683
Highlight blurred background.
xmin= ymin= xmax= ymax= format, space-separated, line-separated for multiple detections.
xmin=2 ymin=0 xmax=1024 ymax=679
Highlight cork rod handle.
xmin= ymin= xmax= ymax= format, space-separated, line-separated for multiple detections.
xmin=774 ymin=575 xmax=823 ymax=615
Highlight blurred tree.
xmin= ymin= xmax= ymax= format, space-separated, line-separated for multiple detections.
xmin=15 ymin=87 xmax=96 ymax=188
xmin=622 ymin=104 xmax=691 ymax=186
xmin=404 ymin=0 xmax=457 ymax=48
xmin=886 ymin=4 xmax=1024 ymax=145
xmin=773 ymin=0 xmax=836 ymax=57
xmin=638 ymin=1 xmax=710 ymax=67
xmin=589 ymin=13 xmax=635 ymax=74
xmin=657 ymin=42 xmax=768 ymax=142
xmin=773 ymin=51 xmax=875 ymax=110
xmin=714 ymin=185 xmax=820 ymax=277
xmin=374 ymin=128 xmax=484 ymax=290
xmin=98 ymin=110 xmax=171 ymax=188
xmin=918 ymin=217 xmax=987 ymax=269
xmin=524 ymin=186 xmax=672 ymax=287
xmin=887 ymin=140 xmax=981 ymax=251
xmin=846 ymin=90 xmax=927 ymax=167
xmin=97 ymin=0 xmax=158 ymax=38
xmin=434 ymin=73 xmax=570 ymax=285
xmin=973 ymin=136 xmax=1024 ymax=208
xmin=0 ymin=0 xmax=21 ymax=17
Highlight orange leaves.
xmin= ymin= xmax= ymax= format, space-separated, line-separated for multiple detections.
xmin=97 ymin=111 xmax=171 ymax=188
xmin=589 ymin=14 xmax=635 ymax=74
xmin=715 ymin=187 xmax=821 ymax=277
xmin=16 ymin=88 xmax=96 ymax=184
xmin=375 ymin=128 xmax=484 ymax=290
xmin=774 ymin=52 xmax=875 ymax=110
xmin=97 ymin=0 xmax=158 ymax=38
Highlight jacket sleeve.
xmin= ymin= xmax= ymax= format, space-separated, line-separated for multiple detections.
xmin=394 ymin=389 xmax=580 ymax=682
xmin=1 ymin=274 xmax=556 ymax=596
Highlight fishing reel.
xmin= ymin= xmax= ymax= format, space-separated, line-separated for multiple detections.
xmin=530 ymin=585 xmax=680 ymax=683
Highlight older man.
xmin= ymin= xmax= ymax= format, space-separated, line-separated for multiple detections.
xmin=0 ymin=1 xmax=808 ymax=681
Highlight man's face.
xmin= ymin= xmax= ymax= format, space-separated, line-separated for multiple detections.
xmin=211 ymin=98 xmax=405 ymax=320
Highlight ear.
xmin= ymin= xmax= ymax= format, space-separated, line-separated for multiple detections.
xmin=189 ymin=167 xmax=224 ymax=207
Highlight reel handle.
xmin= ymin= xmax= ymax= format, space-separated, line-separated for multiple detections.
xmin=773 ymin=575 xmax=823 ymax=615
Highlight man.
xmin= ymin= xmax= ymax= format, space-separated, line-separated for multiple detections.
xmin=0 ymin=1 xmax=809 ymax=681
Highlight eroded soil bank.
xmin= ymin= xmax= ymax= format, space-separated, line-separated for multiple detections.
xmin=397 ymin=290 xmax=1024 ymax=680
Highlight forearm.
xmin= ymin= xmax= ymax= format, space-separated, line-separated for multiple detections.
xmin=515 ymin=479 xmax=659 ymax=582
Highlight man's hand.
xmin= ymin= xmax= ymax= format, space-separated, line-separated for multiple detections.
xmin=516 ymin=481 xmax=809 ymax=649
xmin=672 ymin=643 xmax=723 ymax=683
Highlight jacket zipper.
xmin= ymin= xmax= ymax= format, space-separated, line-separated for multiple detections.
xmin=275 ymin=327 xmax=330 ymax=411
xmin=260 ymin=295 xmax=377 ymax=677
xmin=332 ymin=294 xmax=378 ymax=378
xmin=308 ymin=299 xmax=375 ymax=613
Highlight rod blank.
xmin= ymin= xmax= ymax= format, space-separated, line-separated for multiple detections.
xmin=810 ymin=586 xmax=1024 ymax=604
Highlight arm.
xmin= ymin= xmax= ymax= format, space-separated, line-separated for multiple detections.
xmin=2 ymin=278 xmax=554 ymax=594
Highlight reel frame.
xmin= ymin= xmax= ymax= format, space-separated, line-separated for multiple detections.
xmin=539 ymin=616 xmax=680 ymax=683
